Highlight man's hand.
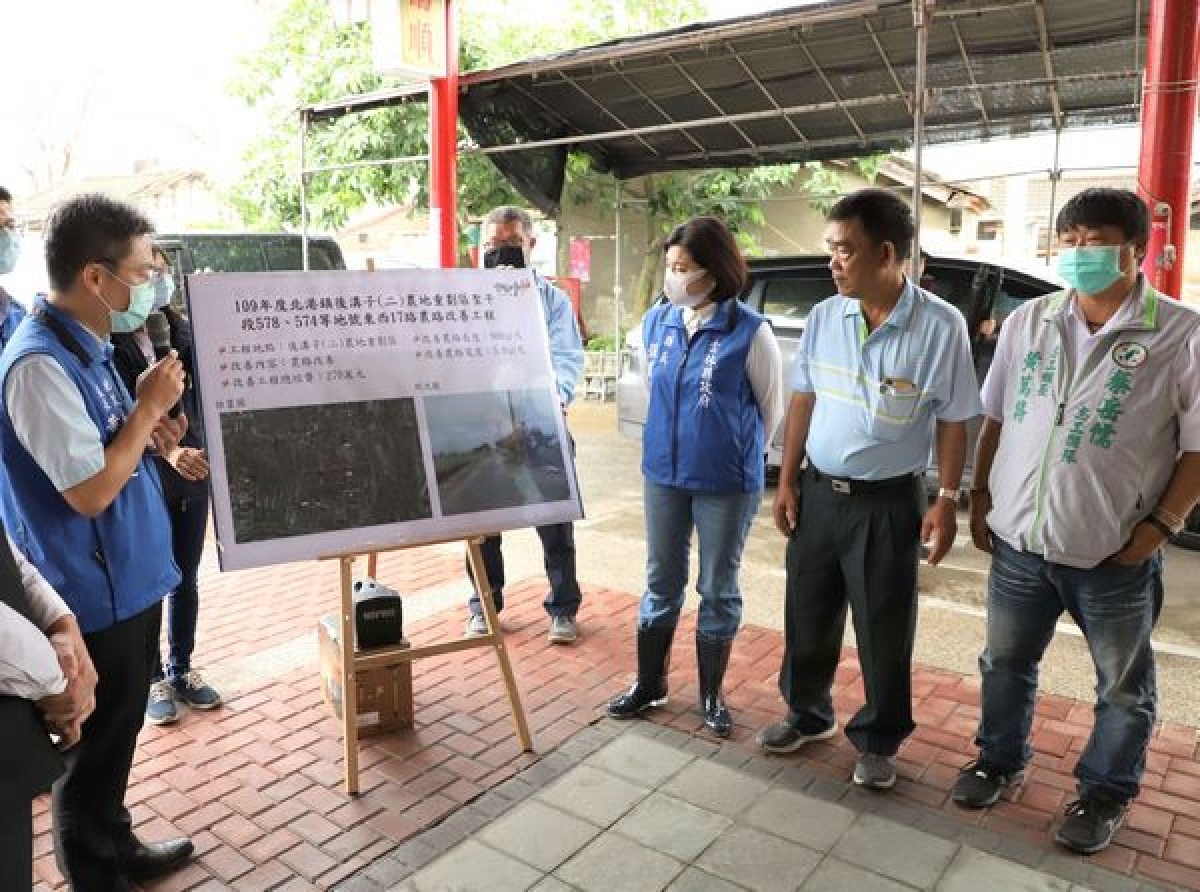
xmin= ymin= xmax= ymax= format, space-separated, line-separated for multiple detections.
xmin=773 ymin=485 xmax=800 ymax=537
xmin=136 ymin=352 xmax=186 ymax=418
xmin=968 ymin=489 xmax=994 ymax=554
xmin=40 ymin=617 xmax=98 ymax=748
xmin=921 ymin=498 xmax=957 ymax=566
xmin=150 ymin=412 xmax=188 ymax=456
xmin=168 ymin=447 xmax=209 ymax=482
xmin=1112 ymin=521 xmax=1167 ymax=566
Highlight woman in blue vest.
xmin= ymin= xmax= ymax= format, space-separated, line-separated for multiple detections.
xmin=607 ymin=216 xmax=783 ymax=736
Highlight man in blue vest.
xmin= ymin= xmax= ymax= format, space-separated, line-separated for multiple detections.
xmin=0 ymin=193 xmax=193 ymax=889
xmin=0 ymin=186 xmax=28 ymax=350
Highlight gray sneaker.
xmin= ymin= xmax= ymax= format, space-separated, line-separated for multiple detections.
xmin=853 ymin=753 xmax=897 ymax=790
xmin=464 ymin=612 xmax=489 ymax=638
xmin=756 ymin=720 xmax=838 ymax=754
xmin=145 ymin=679 xmax=179 ymax=726
xmin=548 ymin=615 xmax=578 ymax=644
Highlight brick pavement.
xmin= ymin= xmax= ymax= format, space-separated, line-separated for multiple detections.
xmin=30 ymin=544 xmax=1200 ymax=890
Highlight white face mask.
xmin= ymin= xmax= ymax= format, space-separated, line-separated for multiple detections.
xmin=664 ymin=268 xmax=711 ymax=308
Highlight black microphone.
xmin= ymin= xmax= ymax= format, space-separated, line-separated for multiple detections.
xmin=146 ymin=311 xmax=173 ymax=360
xmin=145 ymin=311 xmax=182 ymax=418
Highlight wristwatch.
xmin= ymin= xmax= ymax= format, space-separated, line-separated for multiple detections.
xmin=937 ymin=487 xmax=961 ymax=502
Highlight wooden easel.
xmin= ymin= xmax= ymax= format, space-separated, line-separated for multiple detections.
xmin=326 ymin=537 xmax=533 ymax=794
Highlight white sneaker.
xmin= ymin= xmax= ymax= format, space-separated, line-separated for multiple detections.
xmin=464 ymin=613 xmax=489 ymax=637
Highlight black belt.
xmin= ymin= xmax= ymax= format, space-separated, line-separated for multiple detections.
xmin=805 ymin=465 xmax=916 ymax=495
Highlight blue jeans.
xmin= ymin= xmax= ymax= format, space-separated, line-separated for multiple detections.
xmin=466 ymin=523 xmax=582 ymax=619
xmin=638 ymin=481 xmax=761 ymax=640
xmin=977 ymin=539 xmax=1162 ymax=801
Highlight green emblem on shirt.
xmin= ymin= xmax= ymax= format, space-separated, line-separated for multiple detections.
xmin=1111 ymin=341 xmax=1148 ymax=370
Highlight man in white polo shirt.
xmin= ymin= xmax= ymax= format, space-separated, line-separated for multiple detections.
xmin=953 ymin=188 xmax=1200 ymax=855
xmin=757 ymin=189 xmax=981 ymax=791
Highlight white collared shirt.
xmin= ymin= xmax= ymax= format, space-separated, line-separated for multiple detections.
xmin=0 ymin=536 xmax=72 ymax=700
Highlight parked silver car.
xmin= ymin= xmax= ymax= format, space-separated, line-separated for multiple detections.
xmin=617 ymin=251 xmax=1064 ymax=487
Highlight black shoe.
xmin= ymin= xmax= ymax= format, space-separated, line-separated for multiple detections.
xmin=696 ymin=633 xmax=733 ymax=738
xmin=118 ymin=837 xmax=195 ymax=880
xmin=606 ymin=625 xmax=674 ymax=719
xmin=1054 ymin=792 xmax=1128 ymax=854
xmin=951 ymin=758 xmax=1024 ymax=808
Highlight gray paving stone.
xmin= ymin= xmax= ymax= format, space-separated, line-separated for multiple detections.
xmin=530 ymin=878 xmax=575 ymax=892
xmin=805 ymin=776 xmax=850 ymax=804
xmin=1037 ymin=852 xmax=1097 ymax=888
xmin=521 ymin=752 xmax=576 ymax=787
xmin=1080 ymin=865 xmax=1146 ymax=892
xmin=612 ymin=792 xmax=732 ymax=861
xmin=334 ymin=876 xmax=383 ymax=892
xmin=739 ymin=757 xmax=785 ymax=783
xmin=833 ymin=814 xmax=959 ymax=889
xmin=937 ymin=847 xmax=1072 ymax=892
xmin=556 ymin=832 xmax=685 ymax=892
xmin=681 ymin=736 xmax=721 ymax=758
xmin=585 ymin=734 xmax=694 ymax=787
xmin=799 ymin=857 xmax=918 ymax=892
xmin=743 ymin=788 xmax=857 ymax=852
xmin=386 ymin=883 xmax=416 ymax=892
xmin=660 ymin=760 xmax=772 ymax=817
xmin=695 ymin=824 xmax=822 ymax=892
xmin=479 ymin=799 xmax=603 ymax=872
xmin=667 ymin=866 xmax=748 ymax=892
xmin=536 ymin=764 xmax=649 ymax=827
xmin=408 ymin=839 xmax=542 ymax=892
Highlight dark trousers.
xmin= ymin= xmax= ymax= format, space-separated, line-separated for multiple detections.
xmin=779 ymin=469 xmax=923 ymax=756
xmin=152 ymin=468 xmax=210 ymax=681
xmin=54 ymin=604 xmax=161 ymax=892
xmin=0 ymin=697 xmax=64 ymax=891
xmin=466 ymin=523 xmax=582 ymax=618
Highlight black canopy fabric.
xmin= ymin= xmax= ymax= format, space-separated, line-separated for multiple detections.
xmin=306 ymin=0 xmax=1147 ymax=215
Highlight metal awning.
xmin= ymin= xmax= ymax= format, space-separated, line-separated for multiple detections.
xmin=304 ymin=0 xmax=1147 ymax=213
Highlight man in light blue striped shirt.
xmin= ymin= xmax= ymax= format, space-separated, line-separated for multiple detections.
xmin=757 ymin=189 xmax=981 ymax=790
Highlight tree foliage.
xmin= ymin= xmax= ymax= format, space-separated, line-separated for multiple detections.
xmin=228 ymin=0 xmax=704 ymax=235
xmin=229 ymin=0 xmax=878 ymax=300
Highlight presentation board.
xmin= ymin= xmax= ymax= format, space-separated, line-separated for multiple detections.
xmin=186 ymin=268 xmax=583 ymax=571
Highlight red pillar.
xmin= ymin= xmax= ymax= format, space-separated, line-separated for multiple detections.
xmin=429 ymin=0 xmax=459 ymax=269
xmin=1136 ymin=0 xmax=1200 ymax=298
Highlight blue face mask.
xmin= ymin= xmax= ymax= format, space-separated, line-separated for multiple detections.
xmin=152 ymin=274 xmax=174 ymax=310
xmin=97 ymin=269 xmax=159 ymax=333
xmin=0 ymin=229 xmax=20 ymax=275
xmin=1057 ymin=246 xmax=1124 ymax=296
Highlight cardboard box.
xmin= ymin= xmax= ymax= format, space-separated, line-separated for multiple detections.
xmin=318 ymin=614 xmax=413 ymax=738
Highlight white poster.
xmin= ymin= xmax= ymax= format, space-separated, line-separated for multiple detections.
xmin=186 ymin=268 xmax=583 ymax=571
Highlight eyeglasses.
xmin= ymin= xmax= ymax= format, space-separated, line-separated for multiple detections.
xmin=99 ymin=261 xmax=163 ymax=288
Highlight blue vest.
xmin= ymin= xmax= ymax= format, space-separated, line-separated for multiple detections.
xmin=0 ymin=292 xmax=25 ymax=350
xmin=0 ymin=299 xmax=179 ymax=634
xmin=641 ymin=298 xmax=766 ymax=493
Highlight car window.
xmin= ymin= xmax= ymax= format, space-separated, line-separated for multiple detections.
xmin=918 ymin=264 xmax=978 ymax=317
xmin=187 ymin=237 xmax=268 ymax=273
xmin=760 ymin=274 xmax=831 ymax=321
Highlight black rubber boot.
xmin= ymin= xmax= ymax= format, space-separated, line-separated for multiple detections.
xmin=697 ymin=633 xmax=734 ymax=738
xmin=607 ymin=625 xmax=675 ymax=719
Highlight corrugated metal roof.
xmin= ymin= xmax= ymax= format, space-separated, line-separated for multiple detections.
xmin=305 ymin=0 xmax=1147 ymax=213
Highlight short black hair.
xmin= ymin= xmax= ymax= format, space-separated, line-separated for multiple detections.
xmin=1055 ymin=188 xmax=1149 ymax=245
xmin=0 ymin=186 xmax=12 ymax=203
xmin=663 ymin=216 xmax=748 ymax=300
xmin=827 ymin=188 xmax=915 ymax=262
xmin=44 ymin=193 xmax=155 ymax=292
